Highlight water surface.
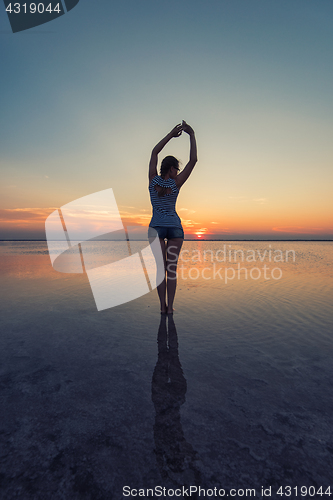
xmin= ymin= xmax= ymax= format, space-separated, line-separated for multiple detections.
xmin=0 ymin=241 xmax=332 ymax=498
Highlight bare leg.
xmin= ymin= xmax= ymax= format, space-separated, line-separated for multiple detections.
xmin=157 ymin=278 xmax=167 ymax=313
xmin=150 ymin=237 xmax=167 ymax=313
xmin=166 ymin=238 xmax=183 ymax=314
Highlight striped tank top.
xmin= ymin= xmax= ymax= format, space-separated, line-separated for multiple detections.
xmin=149 ymin=175 xmax=182 ymax=229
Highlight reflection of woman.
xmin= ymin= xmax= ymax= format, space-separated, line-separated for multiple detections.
xmin=152 ymin=314 xmax=201 ymax=486
xmin=148 ymin=121 xmax=197 ymax=313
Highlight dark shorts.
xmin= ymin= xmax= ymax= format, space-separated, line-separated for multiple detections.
xmin=148 ymin=226 xmax=184 ymax=240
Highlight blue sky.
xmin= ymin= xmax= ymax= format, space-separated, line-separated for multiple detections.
xmin=1 ymin=0 xmax=333 ymax=238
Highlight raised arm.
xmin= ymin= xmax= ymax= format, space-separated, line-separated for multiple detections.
xmin=149 ymin=124 xmax=182 ymax=183
xmin=175 ymin=121 xmax=197 ymax=189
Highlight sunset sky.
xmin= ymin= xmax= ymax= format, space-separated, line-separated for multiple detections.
xmin=1 ymin=0 xmax=332 ymax=240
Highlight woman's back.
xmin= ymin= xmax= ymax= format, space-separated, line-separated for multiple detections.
xmin=149 ymin=175 xmax=182 ymax=228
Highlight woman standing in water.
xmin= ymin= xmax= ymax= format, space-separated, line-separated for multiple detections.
xmin=148 ymin=121 xmax=197 ymax=314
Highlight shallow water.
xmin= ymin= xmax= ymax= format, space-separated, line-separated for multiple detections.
xmin=0 ymin=241 xmax=332 ymax=499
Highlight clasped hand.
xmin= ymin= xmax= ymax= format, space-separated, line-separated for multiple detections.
xmin=169 ymin=120 xmax=194 ymax=138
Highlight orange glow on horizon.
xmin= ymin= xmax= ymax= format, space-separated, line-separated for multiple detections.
xmin=0 ymin=207 xmax=332 ymax=239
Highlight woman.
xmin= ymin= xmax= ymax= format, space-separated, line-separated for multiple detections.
xmin=148 ymin=121 xmax=197 ymax=314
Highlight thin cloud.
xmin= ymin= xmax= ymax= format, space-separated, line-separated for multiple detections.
xmin=0 ymin=208 xmax=56 ymax=224
xmin=181 ymin=219 xmax=200 ymax=228
xmin=253 ymin=198 xmax=267 ymax=204
xmin=178 ymin=208 xmax=196 ymax=214
xmin=272 ymin=226 xmax=325 ymax=234
xmin=119 ymin=211 xmax=151 ymax=227
xmin=0 ymin=207 xmax=205 ymax=235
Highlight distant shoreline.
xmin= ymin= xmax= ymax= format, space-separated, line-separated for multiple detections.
xmin=1 ymin=240 xmax=332 ymax=243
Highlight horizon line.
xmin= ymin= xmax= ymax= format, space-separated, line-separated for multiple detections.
xmin=1 ymin=239 xmax=332 ymax=242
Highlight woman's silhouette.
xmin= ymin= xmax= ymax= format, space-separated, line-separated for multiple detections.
xmin=148 ymin=121 xmax=197 ymax=313
xmin=152 ymin=314 xmax=201 ymax=487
